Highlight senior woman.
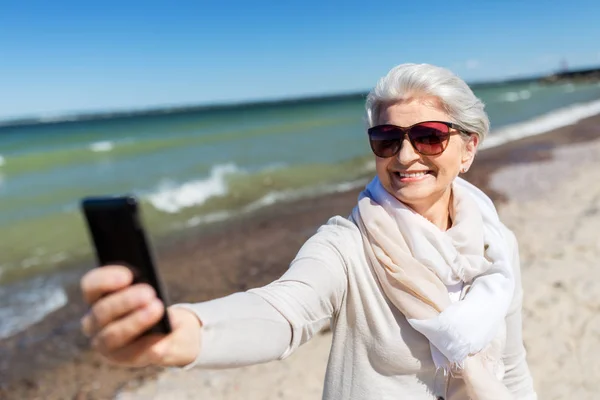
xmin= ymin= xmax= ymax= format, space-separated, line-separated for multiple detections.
xmin=80 ymin=64 xmax=537 ymax=399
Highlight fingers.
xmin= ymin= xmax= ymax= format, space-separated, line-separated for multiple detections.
xmin=81 ymin=283 xmax=156 ymax=337
xmin=105 ymin=333 xmax=166 ymax=367
xmin=80 ymin=265 xmax=134 ymax=304
xmin=91 ymin=298 xmax=164 ymax=354
xmin=87 ymin=306 xmax=202 ymax=368
xmin=106 ymin=307 xmax=202 ymax=368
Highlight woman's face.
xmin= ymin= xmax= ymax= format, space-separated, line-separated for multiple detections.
xmin=375 ymin=97 xmax=478 ymax=210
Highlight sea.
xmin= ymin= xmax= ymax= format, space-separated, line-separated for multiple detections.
xmin=2 ymin=79 xmax=600 ymax=339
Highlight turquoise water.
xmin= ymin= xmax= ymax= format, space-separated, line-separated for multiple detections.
xmin=2 ymin=80 xmax=600 ymax=288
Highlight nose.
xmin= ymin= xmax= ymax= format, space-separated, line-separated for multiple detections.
xmin=397 ymin=135 xmax=421 ymax=165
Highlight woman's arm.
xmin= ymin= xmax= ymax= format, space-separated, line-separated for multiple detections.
xmin=502 ymin=229 xmax=537 ymax=399
xmin=173 ymin=292 xmax=292 ymax=368
xmin=175 ymin=220 xmax=349 ymax=369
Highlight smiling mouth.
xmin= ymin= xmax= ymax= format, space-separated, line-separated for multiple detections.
xmin=392 ymin=171 xmax=433 ymax=178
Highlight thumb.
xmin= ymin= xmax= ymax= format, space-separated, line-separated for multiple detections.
xmin=152 ymin=307 xmax=202 ymax=367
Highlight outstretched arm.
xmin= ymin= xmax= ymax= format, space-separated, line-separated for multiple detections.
xmin=175 ymin=222 xmax=349 ymax=369
xmin=80 ymin=220 xmax=349 ymax=369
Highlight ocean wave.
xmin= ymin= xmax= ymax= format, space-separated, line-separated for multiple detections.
xmin=89 ymin=140 xmax=115 ymax=152
xmin=498 ymin=90 xmax=531 ymax=103
xmin=0 ymin=277 xmax=68 ymax=339
xmin=0 ymin=155 xmax=5 ymax=167
xmin=240 ymin=179 xmax=366 ymax=214
xmin=147 ymin=163 xmax=241 ymax=213
xmin=149 ymin=156 xmax=374 ymax=220
xmin=362 ymin=159 xmax=376 ymax=172
xmin=181 ymin=178 xmax=369 ymax=229
xmin=184 ymin=211 xmax=233 ymax=228
xmin=483 ymin=98 xmax=600 ymax=149
xmin=146 ymin=162 xmax=294 ymax=214
xmin=18 ymin=252 xmax=70 ymax=272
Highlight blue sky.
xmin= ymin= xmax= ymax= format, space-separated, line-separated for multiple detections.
xmin=1 ymin=0 xmax=599 ymax=120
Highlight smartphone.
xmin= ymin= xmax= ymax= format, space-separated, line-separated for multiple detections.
xmin=81 ymin=195 xmax=172 ymax=335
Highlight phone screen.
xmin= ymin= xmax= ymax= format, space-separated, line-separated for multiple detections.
xmin=82 ymin=196 xmax=172 ymax=334
xmin=85 ymin=199 xmax=146 ymax=276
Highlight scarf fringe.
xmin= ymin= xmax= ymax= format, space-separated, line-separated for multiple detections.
xmin=436 ymin=314 xmax=472 ymax=364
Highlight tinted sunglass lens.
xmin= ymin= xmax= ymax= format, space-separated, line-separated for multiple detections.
xmin=371 ymin=139 xmax=401 ymax=157
xmin=368 ymin=126 xmax=402 ymax=157
xmin=410 ymin=122 xmax=450 ymax=155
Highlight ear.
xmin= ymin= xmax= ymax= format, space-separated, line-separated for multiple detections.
xmin=460 ymin=134 xmax=479 ymax=173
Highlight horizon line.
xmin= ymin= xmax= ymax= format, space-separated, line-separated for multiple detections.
xmin=2 ymin=66 xmax=598 ymax=129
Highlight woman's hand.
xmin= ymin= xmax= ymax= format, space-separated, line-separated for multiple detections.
xmin=80 ymin=265 xmax=201 ymax=368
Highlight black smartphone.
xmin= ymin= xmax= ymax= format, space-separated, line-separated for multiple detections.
xmin=81 ymin=195 xmax=172 ymax=335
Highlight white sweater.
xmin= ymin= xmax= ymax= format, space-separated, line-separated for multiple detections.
xmin=177 ymin=216 xmax=537 ymax=399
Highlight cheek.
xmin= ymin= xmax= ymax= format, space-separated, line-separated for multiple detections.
xmin=375 ymin=157 xmax=387 ymax=172
xmin=375 ymin=157 xmax=392 ymax=181
xmin=432 ymin=145 xmax=462 ymax=177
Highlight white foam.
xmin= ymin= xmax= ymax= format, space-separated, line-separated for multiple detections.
xmin=244 ymin=190 xmax=297 ymax=211
xmin=89 ymin=141 xmax=114 ymax=152
xmin=181 ymin=178 xmax=368 ymax=229
xmin=519 ymin=90 xmax=531 ymax=99
xmin=49 ymin=252 xmax=68 ymax=263
xmin=483 ymin=99 xmax=600 ymax=150
xmin=184 ymin=211 xmax=232 ymax=228
xmin=333 ymin=180 xmax=367 ymax=192
xmin=498 ymin=90 xmax=531 ymax=103
xmin=243 ymin=179 xmax=368 ymax=214
xmin=21 ymin=256 xmax=42 ymax=269
xmin=362 ymin=159 xmax=376 ymax=172
xmin=0 ymin=279 xmax=68 ymax=339
xmin=147 ymin=163 xmax=240 ymax=213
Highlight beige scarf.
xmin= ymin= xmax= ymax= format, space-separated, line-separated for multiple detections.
xmin=351 ymin=177 xmax=515 ymax=399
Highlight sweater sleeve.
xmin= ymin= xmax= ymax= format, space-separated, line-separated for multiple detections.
xmin=502 ymin=229 xmax=538 ymax=399
xmin=174 ymin=219 xmax=350 ymax=369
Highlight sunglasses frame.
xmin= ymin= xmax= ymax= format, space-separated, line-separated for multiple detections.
xmin=367 ymin=120 xmax=468 ymax=157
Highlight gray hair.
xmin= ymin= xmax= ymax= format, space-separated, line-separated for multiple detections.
xmin=365 ymin=63 xmax=490 ymax=143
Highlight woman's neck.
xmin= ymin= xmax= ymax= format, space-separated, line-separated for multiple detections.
xmin=409 ymin=188 xmax=453 ymax=231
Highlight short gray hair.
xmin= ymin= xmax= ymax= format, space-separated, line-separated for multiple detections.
xmin=365 ymin=63 xmax=490 ymax=143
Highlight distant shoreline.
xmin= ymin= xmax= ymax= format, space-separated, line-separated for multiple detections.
xmin=2 ymin=65 xmax=599 ymax=130
xmin=0 ymin=91 xmax=368 ymax=130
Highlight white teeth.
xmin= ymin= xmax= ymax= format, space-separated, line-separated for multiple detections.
xmin=397 ymin=171 xmax=427 ymax=178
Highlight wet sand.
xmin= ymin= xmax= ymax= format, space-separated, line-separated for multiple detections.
xmin=2 ymin=115 xmax=600 ymax=399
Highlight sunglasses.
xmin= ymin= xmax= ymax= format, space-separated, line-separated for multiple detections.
xmin=367 ymin=121 xmax=467 ymax=158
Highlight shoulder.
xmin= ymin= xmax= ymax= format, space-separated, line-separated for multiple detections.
xmin=316 ymin=215 xmax=361 ymax=239
xmin=294 ymin=215 xmax=362 ymax=265
xmin=314 ymin=215 xmax=362 ymax=248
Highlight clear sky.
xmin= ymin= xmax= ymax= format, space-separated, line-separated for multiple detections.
xmin=1 ymin=0 xmax=599 ymax=120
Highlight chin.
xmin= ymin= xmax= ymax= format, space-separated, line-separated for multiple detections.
xmin=382 ymin=176 xmax=438 ymax=206
xmin=390 ymin=187 xmax=435 ymax=206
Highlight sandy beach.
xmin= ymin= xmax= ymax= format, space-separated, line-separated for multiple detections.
xmin=2 ymin=115 xmax=600 ymax=399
